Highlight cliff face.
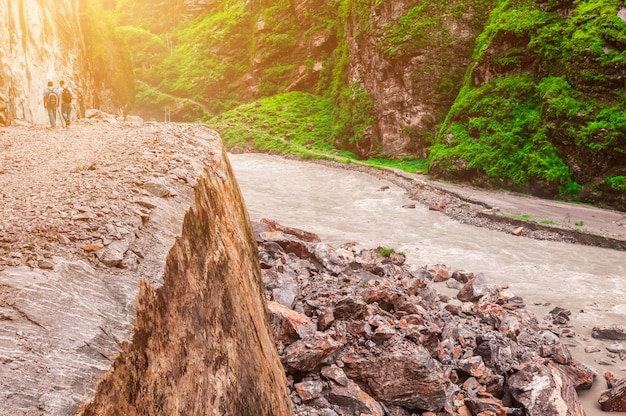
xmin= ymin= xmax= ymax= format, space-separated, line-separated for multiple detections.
xmin=0 ymin=0 xmax=92 ymax=125
xmin=80 ymin=140 xmax=293 ymax=415
xmin=342 ymin=0 xmax=493 ymax=157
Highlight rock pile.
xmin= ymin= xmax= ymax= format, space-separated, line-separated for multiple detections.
xmin=254 ymin=219 xmax=605 ymax=415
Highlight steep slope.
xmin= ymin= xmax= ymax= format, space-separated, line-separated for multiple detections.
xmin=334 ymin=0 xmax=494 ymax=157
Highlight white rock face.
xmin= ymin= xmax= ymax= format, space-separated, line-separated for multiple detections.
xmin=0 ymin=0 xmax=93 ymax=125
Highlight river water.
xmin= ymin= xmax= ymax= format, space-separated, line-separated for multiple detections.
xmin=228 ymin=152 xmax=626 ymax=416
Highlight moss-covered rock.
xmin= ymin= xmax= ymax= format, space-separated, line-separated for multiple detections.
xmin=430 ymin=0 xmax=626 ymax=209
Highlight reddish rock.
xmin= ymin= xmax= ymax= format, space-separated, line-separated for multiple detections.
xmin=283 ymin=333 xmax=343 ymax=372
xmin=268 ymin=301 xmax=316 ymax=345
xmin=512 ymin=226 xmax=524 ymax=236
xmin=428 ymin=263 xmax=451 ymax=282
xmin=321 ymin=365 xmax=349 ymax=386
xmin=429 ymin=202 xmax=447 ymax=211
xmin=599 ymin=374 xmax=626 ymax=411
xmin=261 ymin=218 xmax=321 ymax=243
xmin=326 ymin=379 xmax=384 ymax=416
xmin=82 ymin=244 xmax=102 ymax=252
xmin=295 ymin=380 xmax=324 ymax=401
xmin=457 ymin=274 xmax=496 ymax=302
xmin=343 ymin=340 xmax=447 ymax=411
xmin=507 ymin=361 xmax=585 ymax=416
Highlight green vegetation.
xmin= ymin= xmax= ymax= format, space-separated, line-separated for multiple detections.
xmin=430 ymin=0 xmax=626 ymax=208
xmin=605 ymin=176 xmax=626 ymax=191
xmin=378 ymin=247 xmax=404 ymax=257
xmin=211 ymin=92 xmax=426 ymax=172
xmin=363 ymin=158 xmax=427 ymax=173
xmin=102 ymin=0 xmax=625 ymax=210
xmin=85 ymin=0 xmax=135 ymax=109
xmin=429 ymin=75 xmax=573 ymax=191
xmin=211 ymin=92 xmax=336 ymax=157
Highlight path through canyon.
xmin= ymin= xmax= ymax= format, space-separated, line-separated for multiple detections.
xmin=229 ymin=152 xmax=626 ymax=416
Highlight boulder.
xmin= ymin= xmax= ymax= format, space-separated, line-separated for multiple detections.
xmin=325 ymin=380 xmax=384 ymax=416
xmin=592 ymin=324 xmax=626 ymax=340
xmin=457 ymin=273 xmax=497 ymax=302
xmin=507 ymin=361 xmax=585 ymax=416
xmin=268 ymin=301 xmax=316 ymax=345
xmin=343 ymin=340 xmax=447 ymax=412
xmin=283 ymin=333 xmax=344 ymax=372
xmin=598 ymin=374 xmax=626 ymax=411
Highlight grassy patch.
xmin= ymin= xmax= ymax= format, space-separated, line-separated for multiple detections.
xmin=364 ymin=158 xmax=427 ymax=173
xmin=378 ymin=247 xmax=405 ymax=257
xmin=209 ymin=92 xmax=335 ymax=155
xmin=209 ymin=92 xmax=426 ymax=173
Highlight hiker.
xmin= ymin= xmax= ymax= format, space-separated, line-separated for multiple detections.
xmin=43 ymin=81 xmax=60 ymax=128
xmin=59 ymin=80 xmax=73 ymax=127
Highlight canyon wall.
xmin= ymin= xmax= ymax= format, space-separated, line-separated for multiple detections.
xmin=79 ymin=140 xmax=293 ymax=415
xmin=0 ymin=0 xmax=93 ymax=125
xmin=342 ymin=0 xmax=494 ymax=156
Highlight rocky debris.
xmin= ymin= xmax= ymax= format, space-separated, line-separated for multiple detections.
xmin=0 ymin=121 xmax=210 ymax=272
xmin=592 ymin=324 xmax=626 ymax=340
xmin=256 ymin=220 xmax=596 ymax=415
xmin=599 ymin=372 xmax=626 ymax=411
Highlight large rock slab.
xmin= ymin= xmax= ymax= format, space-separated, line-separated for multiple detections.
xmin=80 ymin=129 xmax=293 ymax=415
xmin=0 ymin=261 xmax=137 ymax=415
xmin=592 ymin=324 xmax=626 ymax=340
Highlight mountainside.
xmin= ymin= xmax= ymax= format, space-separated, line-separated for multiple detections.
xmin=429 ymin=0 xmax=626 ymax=209
xmin=112 ymin=0 xmax=625 ymax=209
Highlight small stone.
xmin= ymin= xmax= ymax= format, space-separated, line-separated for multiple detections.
xmin=83 ymin=244 xmax=103 ymax=252
xmin=135 ymin=198 xmax=157 ymax=209
xmin=429 ymin=202 xmax=447 ymax=211
xmin=38 ymin=259 xmax=54 ymax=270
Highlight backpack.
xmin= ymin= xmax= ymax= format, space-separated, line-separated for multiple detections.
xmin=47 ymin=90 xmax=58 ymax=108
xmin=61 ymin=87 xmax=72 ymax=104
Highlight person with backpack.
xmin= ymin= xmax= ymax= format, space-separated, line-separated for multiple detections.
xmin=43 ymin=81 xmax=60 ymax=128
xmin=59 ymin=80 xmax=73 ymax=127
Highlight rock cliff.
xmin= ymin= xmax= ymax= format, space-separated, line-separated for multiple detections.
xmin=0 ymin=0 xmax=92 ymax=125
xmin=79 ymin=129 xmax=293 ymax=415
xmin=343 ymin=0 xmax=494 ymax=156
